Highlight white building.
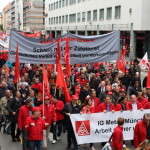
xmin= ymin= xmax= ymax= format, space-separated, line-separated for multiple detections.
xmin=45 ymin=0 xmax=150 ymax=58
xmin=15 ymin=0 xmax=23 ymax=31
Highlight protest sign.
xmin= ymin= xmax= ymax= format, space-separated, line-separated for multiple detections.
xmin=9 ymin=30 xmax=120 ymax=64
xmin=70 ymin=110 xmax=149 ymax=144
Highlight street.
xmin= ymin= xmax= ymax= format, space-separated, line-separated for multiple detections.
xmin=0 ymin=131 xmax=134 ymax=150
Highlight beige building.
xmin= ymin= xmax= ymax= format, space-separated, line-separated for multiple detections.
xmin=0 ymin=13 xmax=3 ymax=25
xmin=3 ymin=3 xmax=11 ymax=33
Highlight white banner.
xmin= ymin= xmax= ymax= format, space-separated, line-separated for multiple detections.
xmin=9 ymin=30 xmax=120 ymax=64
xmin=70 ymin=110 xmax=150 ymax=144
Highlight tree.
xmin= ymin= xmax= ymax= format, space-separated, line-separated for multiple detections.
xmin=0 ymin=24 xmax=3 ymax=30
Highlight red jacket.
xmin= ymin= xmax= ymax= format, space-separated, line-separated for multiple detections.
xmin=39 ymin=104 xmax=57 ymax=125
xmin=90 ymin=97 xmax=100 ymax=113
xmin=136 ymin=97 xmax=148 ymax=107
xmin=111 ymin=126 xmax=124 ymax=150
xmin=144 ymin=102 xmax=150 ymax=109
xmin=25 ymin=116 xmax=45 ymax=140
xmin=134 ymin=120 xmax=147 ymax=148
xmin=98 ymin=102 xmax=115 ymax=112
xmin=115 ymin=104 xmax=126 ymax=111
xmin=126 ymin=101 xmax=143 ymax=110
xmin=18 ymin=105 xmax=32 ymax=130
xmin=82 ymin=106 xmax=95 ymax=113
xmin=75 ymin=85 xmax=81 ymax=96
xmin=53 ymin=100 xmax=64 ymax=121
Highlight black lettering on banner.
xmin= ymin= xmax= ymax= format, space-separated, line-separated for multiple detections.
xmin=106 ymin=120 xmax=117 ymax=125
xmin=74 ymin=46 xmax=77 ymax=51
xmin=98 ymin=121 xmax=104 ymax=126
xmin=123 ymin=127 xmax=131 ymax=131
xmin=95 ymin=128 xmax=112 ymax=134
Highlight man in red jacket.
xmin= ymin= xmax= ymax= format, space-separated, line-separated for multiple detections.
xmin=134 ymin=113 xmax=150 ymax=148
xmin=18 ymin=98 xmax=32 ymax=150
xmin=98 ymin=95 xmax=115 ymax=112
xmin=39 ymin=96 xmax=57 ymax=149
xmin=52 ymin=96 xmax=64 ymax=142
xmin=88 ymin=90 xmax=100 ymax=113
xmin=111 ymin=117 xmax=124 ymax=150
xmin=136 ymin=92 xmax=148 ymax=107
xmin=126 ymin=95 xmax=143 ymax=110
xmin=25 ymin=107 xmax=49 ymax=150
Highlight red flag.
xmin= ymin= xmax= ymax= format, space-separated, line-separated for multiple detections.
xmin=56 ymin=40 xmax=61 ymax=72
xmin=56 ymin=63 xmax=70 ymax=103
xmin=43 ymin=64 xmax=51 ymax=97
xmin=64 ymin=37 xmax=71 ymax=77
xmin=147 ymin=66 xmax=150 ymax=88
xmin=116 ymin=45 xmax=128 ymax=73
xmin=14 ymin=44 xmax=20 ymax=84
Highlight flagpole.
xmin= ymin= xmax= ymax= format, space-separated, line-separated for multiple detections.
xmin=42 ymin=62 xmax=45 ymax=117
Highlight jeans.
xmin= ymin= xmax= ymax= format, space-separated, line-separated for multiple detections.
xmin=22 ymin=127 xmax=29 ymax=150
xmin=29 ymin=140 xmax=43 ymax=150
xmin=53 ymin=120 xmax=63 ymax=140
xmin=43 ymin=126 xmax=50 ymax=148
xmin=66 ymin=124 xmax=78 ymax=150
xmin=11 ymin=121 xmax=21 ymax=139
xmin=4 ymin=115 xmax=11 ymax=134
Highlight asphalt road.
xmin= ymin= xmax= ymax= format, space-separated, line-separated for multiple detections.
xmin=0 ymin=131 xmax=134 ymax=150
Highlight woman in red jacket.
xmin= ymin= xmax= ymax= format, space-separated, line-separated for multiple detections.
xmin=25 ymin=107 xmax=49 ymax=150
xmin=39 ymin=97 xmax=57 ymax=149
xmin=81 ymin=97 xmax=95 ymax=150
xmin=115 ymin=97 xmax=128 ymax=111
xmin=111 ymin=117 xmax=124 ymax=150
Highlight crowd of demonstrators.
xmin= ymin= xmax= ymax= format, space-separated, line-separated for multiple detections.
xmin=0 ymin=57 xmax=150 ymax=150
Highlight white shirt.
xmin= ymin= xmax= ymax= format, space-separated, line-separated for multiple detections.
xmin=132 ymin=103 xmax=138 ymax=110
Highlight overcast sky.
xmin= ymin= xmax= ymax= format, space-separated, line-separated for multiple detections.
xmin=0 ymin=0 xmax=12 ymax=12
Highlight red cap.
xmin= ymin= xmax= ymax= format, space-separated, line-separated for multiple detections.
xmin=32 ymin=107 xmax=40 ymax=112
xmin=125 ymin=70 xmax=129 ymax=73
xmin=107 ymin=72 xmax=110 ymax=74
xmin=44 ymin=96 xmax=49 ymax=100
xmin=76 ymin=79 xmax=80 ymax=82
xmin=146 ymin=86 xmax=150 ymax=89
xmin=71 ymin=95 xmax=78 ymax=100
xmin=96 ymin=73 xmax=100 ymax=76
xmin=108 ymin=92 xmax=113 ymax=95
xmin=108 ymin=67 xmax=112 ymax=70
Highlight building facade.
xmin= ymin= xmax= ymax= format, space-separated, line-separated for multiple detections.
xmin=3 ymin=3 xmax=11 ymax=33
xmin=0 ymin=13 xmax=3 ymax=25
xmin=45 ymin=0 xmax=150 ymax=58
xmin=23 ymin=0 xmax=45 ymax=32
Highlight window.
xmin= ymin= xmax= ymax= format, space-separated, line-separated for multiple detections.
xmin=59 ymin=0 xmax=61 ymax=8
xmin=66 ymin=0 xmax=68 ymax=6
xmin=54 ymin=3 xmax=55 ymax=10
xmin=56 ymin=17 xmax=58 ymax=24
xmin=49 ymin=4 xmax=51 ymax=11
xmin=59 ymin=16 xmax=61 ymax=23
xmin=51 ymin=3 xmax=53 ymax=10
xmin=82 ymin=0 xmax=85 ymax=1
xmin=93 ymin=10 xmax=97 ymax=21
xmin=78 ymin=0 xmax=81 ymax=2
xmin=107 ymin=7 xmax=112 ymax=20
xmin=62 ymin=0 xmax=65 ymax=7
xmin=115 ymin=6 xmax=121 ymax=19
xmin=66 ymin=15 xmax=68 ymax=23
xmin=54 ymin=17 xmax=55 ymax=24
xmin=56 ymin=1 xmax=58 ymax=9
xmin=82 ymin=12 xmax=85 ymax=22
xmin=51 ymin=18 xmax=53 ymax=24
xmin=62 ymin=16 xmax=64 ymax=23
xmin=87 ymin=11 xmax=91 ymax=21
xmin=77 ymin=13 xmax=81 ymax=22
xmin=69 ymin=14 xmax=76 ymax=23
xmin=99 ymin=9 xmax=104 ymax=20
xmin=69 ymin=0 xmax=76 ymax=5
xmin=49 ymin=18 xmax=50 ymax=24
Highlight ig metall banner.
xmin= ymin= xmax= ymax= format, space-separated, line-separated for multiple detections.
xmin=70 ymin=110 xmax=149 ymax=144
xmin=9 ymin=30 xmax=120 ymax=64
